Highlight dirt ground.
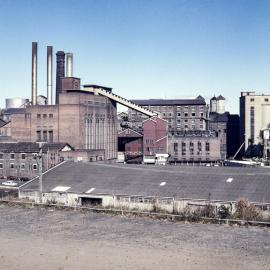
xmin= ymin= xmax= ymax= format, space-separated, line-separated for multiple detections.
xmin=0 ymin=204 xmax=269 ymax=270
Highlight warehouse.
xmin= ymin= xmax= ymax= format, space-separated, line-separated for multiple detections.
xmin=19 ymin=162 xmax=270 ymax=213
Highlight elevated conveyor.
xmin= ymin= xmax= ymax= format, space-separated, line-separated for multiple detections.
xmin=83 ymin=85 xmax=159 ymax=117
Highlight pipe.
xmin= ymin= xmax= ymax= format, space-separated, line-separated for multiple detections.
xmin=66 ymin=53 xmax=73 ymax=77
xmin=47 ymin=46 xmax=53 ymax=105
xmin=31 ymin=42 xmax=38 ymax=105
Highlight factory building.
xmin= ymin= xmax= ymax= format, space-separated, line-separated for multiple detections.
xmin=0 ymin=42 xmax=118 ymax=161
xmin=240 ymin=91 xmax=270 ymax=152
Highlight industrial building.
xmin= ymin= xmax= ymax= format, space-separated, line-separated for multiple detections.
xmin=240 ymin=91 xmax=270 ymax=153
xmin=128 ymin=96 xmax=207 ymax=132
xmin=19 ymin=161 xmax=270 ymax=212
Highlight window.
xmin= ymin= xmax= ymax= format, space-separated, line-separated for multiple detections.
xmin=265 ymin=98 xmax=269 ymax=102
xmin=43 ymin=114 xmax=47 ymax=118
xmin=250 ymin=98 xmax=254 ymax=102
xmin=0 ymin=153 xmax=3 ymax=159
xmin=21 ymin=153 xmax=26 ymax=160
xmin=36 ymin=130 xmax=41 ymax=141
xmin=200 ymin=113 xmax=204 ymax=117
xmin=10 ymin=163 xmax=14 ymax=169
xmin=10 ymin=153 xmax=15 ymax=160
xmin=33 ymin=164 xmax=37 ymax=170
xmin=177 ymin=113 xmax=181 ymax=117
xmin=0 ymin=163 xmax=3 ymax=169
xmin=174 ymin=143 xmax=178 ymax=155
xmin=184 ymin=125 xmax=188 ymax=128
xmin=37 ymin=114 xmax=41 ymax=119
xmin=49 ymin=114 xmax=53 ymax=118
xmin=198 ymin=142 xmax=202 ymax=155
xmin=250 ymin=106 xmax=255 ymax=143
xmin=190 ymin=142 xmax=194 ymax=156
xmin=182 ymin=142 xmax=186 ymax=156
xmin=43 ymin=130 xmax=47 ymax=142
xmin=192 ymin=113 xmax=196 ymax=117
xmin=184 ymin=113 xmax=188 ymax=117
xmin=206 ymin=142 xmax=210 ymax=152
xmin=48 ymin=130 xmax=53 ymax=143
xmin=184 ymin=119 xmax=188 ymax=123
xmin=21 ymin=164 xmax=25 ymax=170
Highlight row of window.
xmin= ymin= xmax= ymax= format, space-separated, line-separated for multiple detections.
xmin=173 ymin=142 xmax=210 ymax=155
xmin=37 ymin=114 xmax=53 ymax=119
xmin=0 ymin=153 xmax=27 ymax=160
xmin=36 ymin=130 xmax=53 ymax=142
xmin=0 ymin=163 xmax=37 ymax=170
xmin=163 ymin=112 xmax=204 ymax=118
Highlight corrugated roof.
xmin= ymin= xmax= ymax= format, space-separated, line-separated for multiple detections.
xmin=23 ymin=162 xmax=270 ymax=203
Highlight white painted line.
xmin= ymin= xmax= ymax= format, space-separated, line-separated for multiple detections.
xmin=86 ymin=188 xmax=96 ymax=194
xmin=52 ymin=186 xmax=71 ymax=192
xmin=226 ymin=178 xmax=234 ymax=183
xmin=160 ymin=182 xmax=166 ymax=186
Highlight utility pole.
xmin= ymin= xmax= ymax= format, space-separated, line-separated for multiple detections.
xmin=38 ymin=148 xmax=43 ymax=203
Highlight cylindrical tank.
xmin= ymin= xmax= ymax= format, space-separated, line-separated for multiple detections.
xmin=5 ymin=98 xmax=29 ymax=109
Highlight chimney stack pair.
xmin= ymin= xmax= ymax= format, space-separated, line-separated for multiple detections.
xmin=31 ymin=42 xmax=74 ymax=105
xmin=31 ymin=42 xmax=53 ymax=105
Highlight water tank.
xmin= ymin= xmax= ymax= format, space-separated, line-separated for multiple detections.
xmin=5 ymin=98 xmax=29 ymax=109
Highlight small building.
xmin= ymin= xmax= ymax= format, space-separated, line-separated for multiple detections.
xmin=118 ymin=128 xmax=143 ymax=157
xmin=0 ymin=142 xmax=74 ymax=180
xmin=143 ymin=117 xmax=168 ymax=156
xmin=168 ymin=130 xmax=221 ymax=162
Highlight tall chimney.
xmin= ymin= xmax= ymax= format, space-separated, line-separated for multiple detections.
xmin=31 ymin=42 xmax=38 ymax=105
xmin=55 ymin=51 xmax=65 ymax=104
xmin=47 ymin=46 xmax=53 ymax=105
xmin=66 ymin=53 xmax=73 ymax=77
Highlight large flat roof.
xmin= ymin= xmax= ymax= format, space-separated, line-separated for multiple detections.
xmin=23 ymin=162 xmax=270 ymax=203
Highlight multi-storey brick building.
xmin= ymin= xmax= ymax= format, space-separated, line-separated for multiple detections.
xmin=128 ymin=96 xmax=207 ymax=132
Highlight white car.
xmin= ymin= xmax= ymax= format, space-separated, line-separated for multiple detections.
xmin=2 ymin=180 xmax=18 ymax=186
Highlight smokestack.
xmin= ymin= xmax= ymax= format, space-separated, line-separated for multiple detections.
xmin=47 ymin=46 xmax=53 ymax=105
xmin=31 ymin=42 xmax=38 ymax=105
xmin=55 ymin=51 xmax=65 ymax=104
xmin=66 ymin=53 xmax=73 ymax=77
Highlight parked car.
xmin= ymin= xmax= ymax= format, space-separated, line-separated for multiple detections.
xmin=2 ymin=180 xmax=18 ymax=186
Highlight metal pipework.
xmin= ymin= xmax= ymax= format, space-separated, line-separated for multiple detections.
xmin=66 ymin=53 xmax=73 ymax=77
xmin=31 ymin=42 xmax=38 ymax=105
xmin=47 ymin=46 xmax=53 ymax=105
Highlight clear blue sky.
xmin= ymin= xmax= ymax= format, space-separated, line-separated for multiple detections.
xmin=1 ymin=0 xmax=270 ymax=113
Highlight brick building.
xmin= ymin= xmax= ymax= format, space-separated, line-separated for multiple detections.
xmin=168 ymin=130 xmax=221 ymax=162
xmin=118 ymin=129 xmax=143 ymax=154
xmin=0 ymin=142 xmax=73 ymax=179
xmin=3 ymin=88 xmax=117 ymax=160
xmin=128 ymin=96 xmax=207 ymax=132
xmin=143 ymin=117 xmax=168 ymax=156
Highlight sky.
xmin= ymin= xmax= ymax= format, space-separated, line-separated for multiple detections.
xmin=1 ymin=0 xmax=270 ymax=113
